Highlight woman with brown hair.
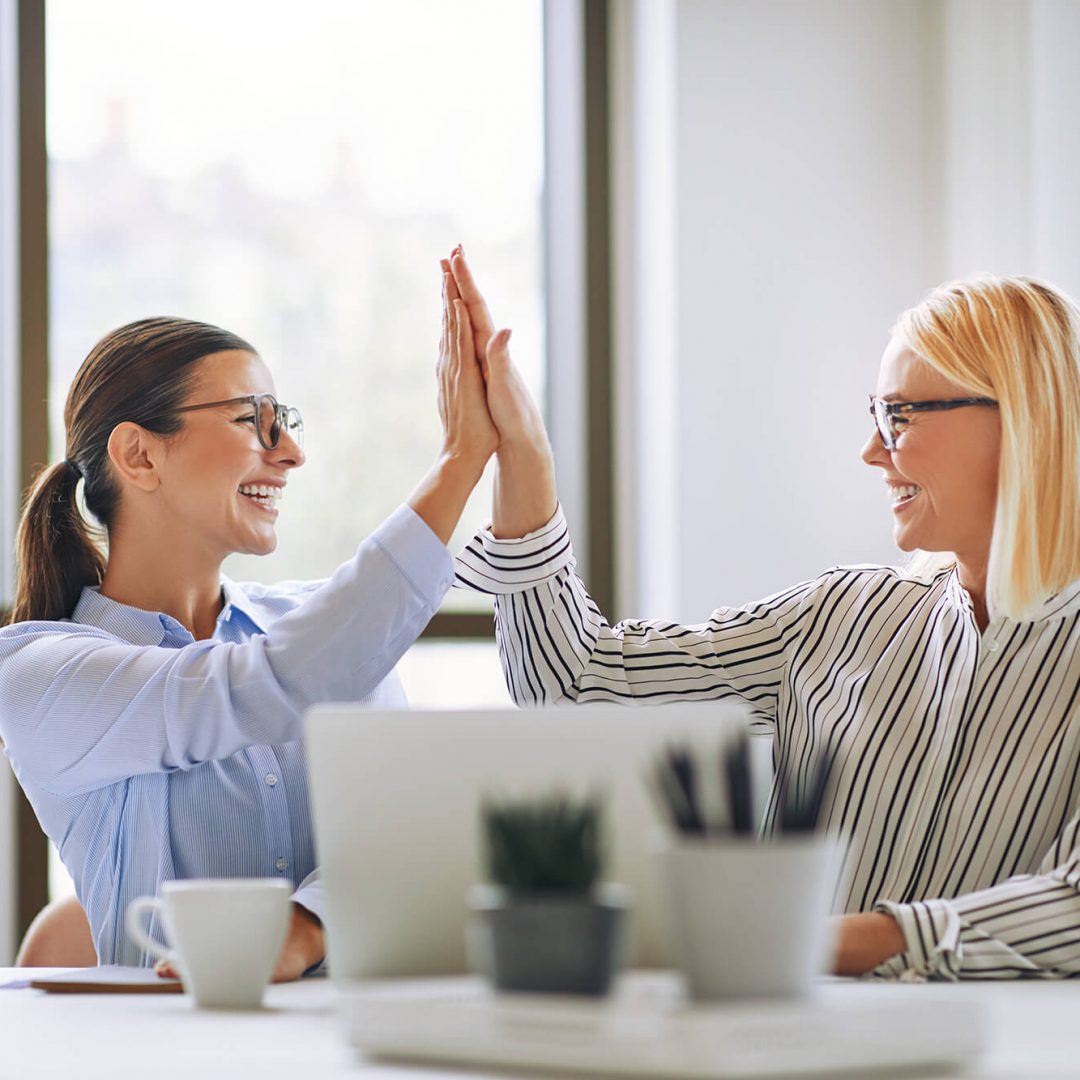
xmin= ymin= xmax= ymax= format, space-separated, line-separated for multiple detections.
xmin=1 ymin=251 xmax=492 ymax=977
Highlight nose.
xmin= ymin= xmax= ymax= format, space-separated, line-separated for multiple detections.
xmin=860 ymin=426 xmax=889 ymax=468
xmin=270 ymin=430 xmax=305 ymax=469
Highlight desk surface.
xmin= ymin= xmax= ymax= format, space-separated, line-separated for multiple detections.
xmin=1 ymin=968 xmax=1076 ymax=1080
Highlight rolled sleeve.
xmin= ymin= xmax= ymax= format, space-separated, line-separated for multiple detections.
xmin=454 ymin=505 xmax=573 ymax=595
xmin=292 ymin=870 xmax=328 ymax=977
xmin=873 ymin=897 xmax=963 ymax=980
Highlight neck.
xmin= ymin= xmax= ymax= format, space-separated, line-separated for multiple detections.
xmin=100 ymin=521 xmax=225 ymax=641
xmin=956 ymin=556 xmax=990 ymax=633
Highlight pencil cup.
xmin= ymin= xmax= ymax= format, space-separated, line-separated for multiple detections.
xmin=653 ymin=834 xmax=841 ymax=1000
xmin=126 ymin=878 xmax=292 ymax=1009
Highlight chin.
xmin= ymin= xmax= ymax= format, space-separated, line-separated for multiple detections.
xmin=242 ymin=534 xmax=278 ymax=557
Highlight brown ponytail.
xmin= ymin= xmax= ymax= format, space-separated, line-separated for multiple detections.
xmin=11 ymin=460 xmax=106 ymax=624
xmin=10 ymin=317 xmax=254 ymax=624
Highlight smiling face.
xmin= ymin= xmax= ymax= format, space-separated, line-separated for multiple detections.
xmin=861 ymin=336 xmax=1001 ymax=572
xmin=153 ymin=349 xmax=305 ymax=562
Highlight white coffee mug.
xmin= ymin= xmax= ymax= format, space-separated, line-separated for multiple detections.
xmin=126 ymin=878 xmax=292 ymax=1008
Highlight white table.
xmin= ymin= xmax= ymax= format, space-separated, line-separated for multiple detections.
xmin=1 ymin=968 xmax=1077 ymax=1080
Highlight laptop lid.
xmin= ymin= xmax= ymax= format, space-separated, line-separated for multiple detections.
xmin=305 ymin=703 xmax=759 ymax=980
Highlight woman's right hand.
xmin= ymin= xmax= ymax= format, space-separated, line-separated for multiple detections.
xmin=437 ymin=255 xmax=499 ymax=471
xmin=406 ymin=252 xmax=500 ymax=545
xmin=446 ymin=248 xmax=558 ymax=539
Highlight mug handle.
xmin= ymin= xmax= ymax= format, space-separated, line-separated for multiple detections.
xmin=125 ymin=896 xmax=176 ymax=966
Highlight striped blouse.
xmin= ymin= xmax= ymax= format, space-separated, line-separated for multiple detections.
xmin=455 ymin=506 xmax=1080 ymax=981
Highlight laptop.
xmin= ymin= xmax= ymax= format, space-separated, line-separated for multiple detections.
xmin=304 ymin=702 xmax=757 ymax=980
xmin=306 ymin=704 xmax=985 ymax=1078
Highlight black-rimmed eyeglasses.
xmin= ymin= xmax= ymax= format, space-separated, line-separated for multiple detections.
xmin=868 ymin=395 xmax=998 ymax=451
xmin=175 ymin=394 xmax=304 ymax=451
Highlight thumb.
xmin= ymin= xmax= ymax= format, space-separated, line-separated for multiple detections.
xmin=484 ymin=328 xmax=512 ymax=379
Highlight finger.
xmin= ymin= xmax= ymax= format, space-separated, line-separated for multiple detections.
xmin=455 ymin=298 xmax=477 ymax=379
xmin=450 ymin=251 xmax=495 ymax=344
xmin=484 ymin=327 xmax=513 ymax=379
xmin=447 ymin=288 xmax=461 ymax=379
xmin=440 ymin=273 xmax=451 ymax=361
xmin=445 ymin=266 xmax=461 ymax=305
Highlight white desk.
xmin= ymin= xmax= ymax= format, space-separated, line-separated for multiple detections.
xmin=1 ymin=968 xmax=1077 ymax=1080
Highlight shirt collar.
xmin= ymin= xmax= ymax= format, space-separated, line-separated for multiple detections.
xmin=1023 ymin=578 xmax=1080 ymax=622
xmin=943 ymin=567 xmax=1080 ymax=623
xmin=68 ymin=580 xmax=268 ymax=644
xmin=219 ymin=576 xmax=269 ymax=633
xmin=69 ymin=587 xmax=169 ymax=646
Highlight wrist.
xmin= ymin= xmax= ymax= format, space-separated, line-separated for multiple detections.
xmin=291 ymin=904 xmax=325 ymax=968
xmin=496 ymin=438 xmax=553 ymax=470
xmin=438 ymin=448 xmax=488 ymax=489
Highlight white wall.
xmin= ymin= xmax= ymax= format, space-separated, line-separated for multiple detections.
xmin=617 ymin=0 xmax=1080 ymax=625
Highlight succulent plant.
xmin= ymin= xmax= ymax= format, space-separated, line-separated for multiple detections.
xmin=480 ymin=791 xmax=606 ymax=895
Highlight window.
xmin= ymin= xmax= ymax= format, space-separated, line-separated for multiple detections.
xmin=47 ymin=0 xmax=546 ymax=608
xmin=8 ymin=0 xmax=611 ymax=947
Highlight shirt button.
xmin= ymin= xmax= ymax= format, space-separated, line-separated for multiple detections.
xmin=275 ymin=857 xmax=288 ymax=872
xmin=986 ymin=640 xmax=1000 ymax=652
xmin=264 ymin=773 xmax=278 ymax=787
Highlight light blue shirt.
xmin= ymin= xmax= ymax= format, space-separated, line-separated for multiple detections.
xmin=0 ymin=505 xmax=455 ymax=966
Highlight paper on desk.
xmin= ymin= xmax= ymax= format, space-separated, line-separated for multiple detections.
xmin=28 ymin=965 xmax=184 ymax=994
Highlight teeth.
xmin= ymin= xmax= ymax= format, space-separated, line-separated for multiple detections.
xmin=239 ymin=484 xmax=282 ymax=502
xmin=891 ymin=484 xmax=921 ymax=502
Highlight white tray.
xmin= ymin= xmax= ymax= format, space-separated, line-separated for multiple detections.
xmin=340 ymin=972 xmax=984 ymax=1078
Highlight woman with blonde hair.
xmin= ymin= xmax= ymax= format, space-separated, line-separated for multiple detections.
xmin=452 ymin=257 xmax=1080 ymax=980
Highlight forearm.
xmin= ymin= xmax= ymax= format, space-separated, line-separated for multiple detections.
xmin=833 ymin=912 xmax=906 ymax=976
xmin=874 ymin=868 xmax=1080 ymax=980
xmin=491 ymin=444 xmax=558 ymax=539
xmin=409 ymin=453 xmax=487 ymax=546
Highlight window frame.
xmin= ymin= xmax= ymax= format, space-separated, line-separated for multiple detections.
xmin=4 ymin=0 xmax=50 ymax=952
xmin=5 ymin=0 xmax=617 ymax=946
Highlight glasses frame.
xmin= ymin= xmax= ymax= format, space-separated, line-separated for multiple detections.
xmin=868 ymin=395 xmax=998 ymax=451
xmin=174 ymin=393 xmax=303 ymax=451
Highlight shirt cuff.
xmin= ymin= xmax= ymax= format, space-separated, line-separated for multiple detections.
xmin=371 ymin=504 xmax=456 ymax=611
xmin=872 ymin=898 xmax=962 ymax=981
xmin=453 ymin=504 xmax=574 ymax=595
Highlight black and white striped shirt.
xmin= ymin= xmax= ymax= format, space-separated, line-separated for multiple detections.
xmin=456 ymin=506 xmax=1080 ymax=981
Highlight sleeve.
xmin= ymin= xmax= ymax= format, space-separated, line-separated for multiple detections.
xmin=873 ymin=815 xmax=1080 ymax=980
xmin=454 ymin=505 xmax=818 ymax=722
xmin=0 ymin=505 xmax=454 ymax=796
xmin=291 ymin=870 xmax=328 ymax=977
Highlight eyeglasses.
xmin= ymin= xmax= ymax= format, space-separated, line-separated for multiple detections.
xmin=868 ymin=395 xmax=998 ymax=451
xmin=174 ymin=394 xmax=304 ymax=451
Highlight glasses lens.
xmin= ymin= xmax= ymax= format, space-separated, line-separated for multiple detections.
xmin=285 ymin=408 xmax=304 ymax=450
xmin=872 ymin=399 xmax=895 ymax=449
xmin=257 ymin=396 xmax=279 ymax=449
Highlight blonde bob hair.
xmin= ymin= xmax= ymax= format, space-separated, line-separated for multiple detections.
xmin=895 ymin=275 xmax=1080 ymax=621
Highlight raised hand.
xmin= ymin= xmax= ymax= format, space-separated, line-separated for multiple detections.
xmin=405 ymin=253 xmax=499 ymax=545
xmin=446 ymin=247 xmax=557 ymax=538
xmin=437 ymin=254 xmax=499 ymax=468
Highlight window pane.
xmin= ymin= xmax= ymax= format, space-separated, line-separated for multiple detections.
xmin=46 ymin=0 xmax=545 ymax=611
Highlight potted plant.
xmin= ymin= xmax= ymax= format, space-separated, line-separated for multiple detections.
xmin=468 ymin=790 xmax=629 ymax=996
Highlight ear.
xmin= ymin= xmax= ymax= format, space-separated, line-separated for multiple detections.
xmin=106 ymin=422 xmax=165 ymax=493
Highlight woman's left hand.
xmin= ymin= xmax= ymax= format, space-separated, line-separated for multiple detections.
xmin=154 ymin=902 xmax=325 ymax=984
xmin=832 ymin=911 xmax=906 ymax=975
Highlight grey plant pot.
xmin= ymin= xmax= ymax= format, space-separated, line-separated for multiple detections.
xmin=468 ymin=882 xmax=630 ymax=996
